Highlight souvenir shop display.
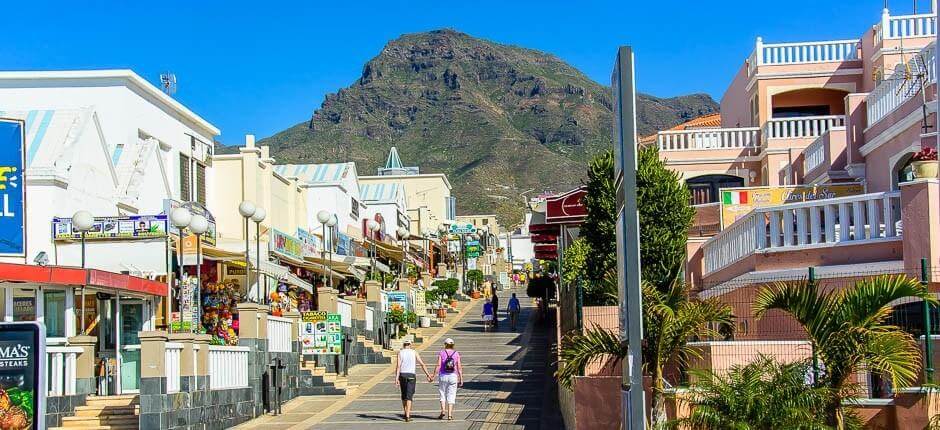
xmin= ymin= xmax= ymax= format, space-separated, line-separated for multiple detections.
xmin=201 ymin=279 xmax=241 ymax=345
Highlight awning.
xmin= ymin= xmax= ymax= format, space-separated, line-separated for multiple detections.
xmin=201 ymin=245 xmax=245 ymax=261
xmin=373 ymin=241 xmax=405 ymax=261
xmin=254 ymin=260 xmax=314 ymax=293
xmin=0 ymin=262 xmax=167 ymax=296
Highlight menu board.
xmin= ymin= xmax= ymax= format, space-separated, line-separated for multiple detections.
xmin=387 ymin=292 xmax=409 ymax=312
xmin=299 ymin=312 xmax=342 ymax=355
xmin=52 ymin=215 xmax=168 ymax=241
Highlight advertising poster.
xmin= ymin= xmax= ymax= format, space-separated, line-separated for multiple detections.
xmin=719 ymin=183 xmax=865 ymax=228
xmin=300 ymin=312 xmax=342 ymax=355
xmin=0 ymin=120 xmax=25 ymax=256
xmin=387 ymin=292 xmax=409 ymax=311
xmin=164 ymin=200 xmax=217 ymax=246
xmin=52 ymin=215 xmax=168 ymax=241
xmin=296 ymin=228 xmax=321 ymax=257
xmin=0 ymin=322 xmax=45 ymax=429
xmin=271 ymin=229 xmax=304 ymax=260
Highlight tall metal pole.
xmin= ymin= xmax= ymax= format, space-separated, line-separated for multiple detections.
xmin=80 ymin=231 xmax=86 ymax=334
xmin=244 ymin=217 xmax=251 ymax=302
xmin=809 ymin=267 xmax=819 ymax=383
xmin=923 ymin=257 xmax=934 ymax=382
xmin=461 ymin=234 xmax=468 ymax=294
xmin=256 ymin=221 xmax=262 ymax=304
xmin=320 ymin=221 xmax=328 ymax=286
xmin=176 ymin=232 xmax=185 ymax=334
xmin=327 ymin=226 xmax=333 ymax=290
xmin=195 ymin=235 xmax=202 ymax=333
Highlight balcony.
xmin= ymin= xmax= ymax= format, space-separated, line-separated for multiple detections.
xmin=703 ymin=191 xmax=902 ymax=276
xmin=763 ymin=115 xmax=845 ymax=141
xmin=866 ymin=42 xmax=936 ymax=127
xmin=747 ymin=38 xmax=860 ymax=76
xmin=875 ymin=10 xmax=937 ymax=44
xmin=656 ymin=127 xmax=760 ymax=152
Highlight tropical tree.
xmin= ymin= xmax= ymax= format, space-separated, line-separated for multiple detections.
xmin=580 ymin=150 xmax=617 ymax=286
xmin=754 ymin=275 xmax=935 ymax=429
xmin=672 ymin=356 xmax=835 ymax=430
xmin=555 ymin=278 xmax=732 ymax=430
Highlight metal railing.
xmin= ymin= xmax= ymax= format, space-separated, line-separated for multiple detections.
xmin=208 ymin=345 xmax=249 ymax=389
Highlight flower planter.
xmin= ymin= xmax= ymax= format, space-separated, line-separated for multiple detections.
xmin=913 ymin=160 xmax=939 ymax=179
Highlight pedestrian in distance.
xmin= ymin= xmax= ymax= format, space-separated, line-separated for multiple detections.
xmin=429 ymin=338 xmax=463 ymax=421
xmin=394 ymin=339 xmax=431 ymax=422
xmin=507 ymin=293 xmax=521 ymax=330
xmin=482 ymin=298 xmax=495 ymax=332
xmin=491 ymin=284 xmax=499 ymax=329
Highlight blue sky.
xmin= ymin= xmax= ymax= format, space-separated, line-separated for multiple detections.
xmin=2 ymin=1 xmax=920 ymax=144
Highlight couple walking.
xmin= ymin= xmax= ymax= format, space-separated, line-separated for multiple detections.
xmin=394 ymin=338 xmax=464 ymax=422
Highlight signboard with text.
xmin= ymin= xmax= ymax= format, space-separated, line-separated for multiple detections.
xmin=296 ymin=228 xmax=321 ymax=256
xmin=545 ymin=187 xmax=588 ymax=224
xmin=449 ymin=223 xmax=476 ymax=234
xmin=719 ymin=183 xmax=865 ymax=228
xmin=164 ymin=200 xmax=217 ymax=246
xmin=299 ymin=312 xmax=342 ymax=355
xmin=387 ymin=292 xmax=409 ymax=311
xmin=53 ymin=214 xmax=168 ymax=241
xmin=0 ymin=322 xmax=45 ymax=429
xmin=0 ymin=120 xmax=25 ymax=256
xmin=271 ymin=229 xmax=304 ymax=260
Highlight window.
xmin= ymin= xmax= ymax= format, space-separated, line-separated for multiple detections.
xmin=179 ymin=154 xmax=192 ymax=201
xmin=771 ymin=105 xmax=830 ymax=118
xmin=482 ymin=219 xmax=489 ymax=225
xmin=44 ymin=290 xmax=65 ymax=337
xmin=686 ymin=175 xmax=745 ymax=205
xmin=12 ymin=289 xmax=35 ymax=321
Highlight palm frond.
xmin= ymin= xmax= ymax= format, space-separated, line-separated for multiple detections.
xmin=753 ymin=279 xmax=834 ymax=342
xmin=835 ymin=275 xmax=935 ymax=329
xmin=862 ymin=328 xmax=922 ymax=388
xmin=555 ymin=327 xmax=627 ymax=389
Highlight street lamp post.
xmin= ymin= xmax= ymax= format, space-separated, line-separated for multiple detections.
xmin=189 ymin=214 xmax=209 ymax=331
xmin=251 ymin=208 xmax=267 ymax=303
xmin=238 ymin=201 xmax=256 ymax=302
xmin=396 ymin=227 xmax=410 ymax=279
xmin=170 ymin=207 xmax=194 ymax=334
xmin=72 ymin=210 xmax=94 ymax=334
xmin=326 ymin=215 xmax=337 ymax=290
xmin=437 ymin=225 xmax=448 ymax=274
xmin=366 ymin=220 xmax=380 ymax=282
xmin=317 ymin=210 xmax=333 ymax=287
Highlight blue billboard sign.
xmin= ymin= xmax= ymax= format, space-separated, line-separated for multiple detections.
xmin=0 ymin=120 xmax=25 ymax=256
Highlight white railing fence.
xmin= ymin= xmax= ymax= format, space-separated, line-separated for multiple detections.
xmin=804 ymin=134 xmax=829 ymax=174
xmin=193 ymin=344 xmax=201 ymax=391
xmin=47 ymin=346 xmax=81 ymax=396
xmin=267 ymin=315 xmax=293 ymax=353
xmin=867 ymin=42 xmax=936 ymax=126
xmin=365 ymin=306 xmax=375 ymax=332
xmin=208 ymin=346 xmax=249 ymax=390
xmin=657 ymin=128 xmax=760 ymax=151
xmin=763 ymin=115 xmax=845 ymax=140
xmin=337 ymin=298 xmax=353 ymax=328
xmin=752 ymin=37 xmax=859 ymax=70
xmin=165 ymin=343 xmax=183 ymax=394
xmin=877 ymin=10 xmax=937 ymax=43
xmin=704 ymin=192 xmax=902 ymax=275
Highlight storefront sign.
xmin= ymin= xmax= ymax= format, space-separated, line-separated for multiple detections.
xmin=719 ymin=183 xmax=865 ymax=228
xmin=52 ymin=214 xmax=168 ymax=241
xmin=271 ymin=229 xmax=303 ymax=260
xmin=225 ymin=264 xmax=246 ymax=276
xmin=336 ymin=232 xmax=351 ymax=256
xmin=0 ymin=120 xmax=25 ymax=256
xmin=0 ymin=322 xmax=45 ymax=429
xmin=411 ymin=289 xmax=426 ymax=316
xmin=449 ymin=223 xmax=476 ymax=234
xmin=299 ymin=312 xmax=342 ymax=355
xmin=164 ymin=200 xmax=217 ymax=246
xmin=387 ymin=292 xmax=409 ymax=311
xmin=296 ymin=228 xmax=321 ymax=256
xmin=465 ymin=241 xmax=481 ymax=259
xmin=545 ymin=187 xmax=588 ymax=224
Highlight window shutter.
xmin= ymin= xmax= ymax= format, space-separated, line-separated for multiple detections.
xmin=179 ymin=154 xmax=191 ymax=201
xmin=196 ymin=162 xmax=206 ymax=205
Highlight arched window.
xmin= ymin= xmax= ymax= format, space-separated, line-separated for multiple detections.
xmin=686 ymin=175 xmax=745 ymax=205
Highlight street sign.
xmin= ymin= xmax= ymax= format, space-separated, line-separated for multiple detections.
xmin=449 ymin=223 xmax=476 ymax=234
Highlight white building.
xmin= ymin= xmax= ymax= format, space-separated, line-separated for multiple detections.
xmin=274 ymin=162 xmax=365 ymax=240
xmin=360 ymin=182 xmax=410 ymax=236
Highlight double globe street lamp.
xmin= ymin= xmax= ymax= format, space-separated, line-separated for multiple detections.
xmin=317 ymin=210 xmax=338 ymax=289
xmin=238 ymin=201 xmax=266 ymax=303
xmin=396 ymin=227 xmax=410 ymax=278
xmin=366 ymin=220 xmax=380 ymax=282
xmin=170 ymin=206 xmax=209 ymax=332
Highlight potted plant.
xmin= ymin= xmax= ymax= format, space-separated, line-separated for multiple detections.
xmin=912 ymin=146 xmax=939 ymax=179
xmin=387 ymin=307 xmax=405 ymax=338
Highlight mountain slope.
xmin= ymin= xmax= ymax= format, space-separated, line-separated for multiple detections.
xmin=258 ymin=29 xmax=718 ymax=225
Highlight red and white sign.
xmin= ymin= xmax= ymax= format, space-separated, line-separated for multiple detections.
xmin=545 ymin=187 xmax=587 ymax=225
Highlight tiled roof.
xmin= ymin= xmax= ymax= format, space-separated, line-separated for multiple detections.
xmin=639 ymin=113 xmax=722 ymax=145
xmin=275 ymin=163 xmax=354 ymax=184
xmin=360 ymin=182 xmax=403 ymax=203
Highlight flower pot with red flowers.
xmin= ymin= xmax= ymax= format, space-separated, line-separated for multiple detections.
xmin=912 ymin=147 xmax=939 ymax=179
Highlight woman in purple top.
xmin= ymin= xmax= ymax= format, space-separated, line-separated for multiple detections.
xmin=429 ymin=338 xmax=463 ymax=420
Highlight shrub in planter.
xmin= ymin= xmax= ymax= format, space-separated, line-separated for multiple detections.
xmin=912 ymin=146 xmax=939 ymax=179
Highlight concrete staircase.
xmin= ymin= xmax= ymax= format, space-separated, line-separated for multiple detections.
xmin=51 ymin=395 xmax=139 ymax=430
xmin=298 ymin=361 xmax=351 ymax=396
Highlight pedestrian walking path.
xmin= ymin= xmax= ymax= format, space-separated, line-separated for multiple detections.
xmin=239 ymin=286 xmax=561 ymax=429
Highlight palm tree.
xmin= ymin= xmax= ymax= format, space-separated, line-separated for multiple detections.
xmin=673 ymin=356 xmax=834 ymax=430
xmin=754 ymin=275 xmax=935 ymax=430
xmin=555 ymin=279 xmax=732 ymax=429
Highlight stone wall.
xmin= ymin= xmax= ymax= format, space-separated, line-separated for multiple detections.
xmin=45 ymin=392 xmax=89 ymax=428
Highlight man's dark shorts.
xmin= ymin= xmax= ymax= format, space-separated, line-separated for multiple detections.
xmin=398 ymin=373 xmax=416 ymax=400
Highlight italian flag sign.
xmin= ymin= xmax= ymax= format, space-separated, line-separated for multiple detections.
xmin=722 ymin=190 xmax=749 ymax=205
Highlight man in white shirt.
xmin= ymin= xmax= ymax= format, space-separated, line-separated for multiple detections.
xmin=394 ymin=339 xmax=432 ymax=422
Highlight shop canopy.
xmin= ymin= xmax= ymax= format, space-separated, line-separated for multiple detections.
xmin=0 ymin=262 xmax=167 ymax=296
xmin=373 ymin=240 xmax=405 ymax=262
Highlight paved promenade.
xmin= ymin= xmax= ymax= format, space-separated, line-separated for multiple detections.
xmin=241 ymin=286 xmax=561 ymax=429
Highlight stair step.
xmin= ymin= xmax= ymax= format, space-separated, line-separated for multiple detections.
xmin=62 ymin=415 xmax=140 ymax=426
xmin=73 ymin=405 xmax=138 ymax=417
xmin=83 ymin=395 xmax=139 ymax=407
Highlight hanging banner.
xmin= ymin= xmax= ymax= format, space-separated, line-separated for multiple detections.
xmin=465 ymin=241 xmax=481 ymax=259
xmin=53 ymin=214 xmax=168 ymax=241
xmin=270 ymin=229 xmax=304 ymax=260
xmin=449 ymin=223 xmax=476 ymax=234
xmin=0 ymin=120 xmax=24 ymax=256
xmin=299 ymin=312 xmax=342 ymax=355
xmin=296 ymin=228 xmax=321 ymax=256
xmin=719 ymin=183 xmax=865 ymax=228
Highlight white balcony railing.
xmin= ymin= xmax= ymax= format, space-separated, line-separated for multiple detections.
xmin=208 ymin=345 xmax=249 ymax=390
xmin=267 ymin=315 xmax=293 ymax=353
xmin=337 ymin=298 xmax=353 ymax=328
xmin=764 ymin=115 xmax=845 ymax=140
xmin=876 ymin=10 xmax=937 ymax=44
xmin=365 ymin=305 xmax=375 ymax=331
xmin=867 ymin=43 xmax=937 ymax=126
xmin=749 ymin=37 xmax=860 ymax=75
xmin=165 ymin=342 xmax=183 ymax=394
xmin=657 ymin=128 xmax=760 ymax=152
xmin=804 ymin=134 xmax=828 ymax=174
xmin=47 ymin=346 xmax=81 ymax=396
xmin=704 ymin=192 xmax=902 ymax=275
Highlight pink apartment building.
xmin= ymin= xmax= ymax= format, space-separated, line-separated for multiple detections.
xmin=649 ymin=4 xmax=940 ymax=427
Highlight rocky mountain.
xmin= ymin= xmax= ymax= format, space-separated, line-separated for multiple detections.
xmin=254 ymin=29 xmax=718 ymax=225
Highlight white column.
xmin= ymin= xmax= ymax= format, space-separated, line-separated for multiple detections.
xmin=115 ymin=295 xmax=122 ymax=394
xmin=769 ymin=211 xmax=782 ymax=247
xmin=65 ymin=287 xmax=76 ymax=338
xmin=783 ymin=209 xmax=795 ymax=246
xmin=35 ymin=288 xmax=44 ymax=326
xmin=852 ymin=201 xmax=866 ymax=240
xmin=838 ymin=203 xmax=851 ymax=242
xmin=883 ymin=195 xmax=897 ymax=237
xmin=796 ymin=208 xmax=808 ymax=245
